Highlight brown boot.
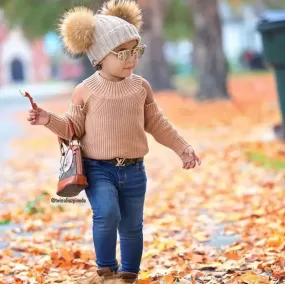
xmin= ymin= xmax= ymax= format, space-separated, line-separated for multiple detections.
xmin=83 ymin=267 xmax=123 ymax=284
xmin=117 ymin=271 xmax=138 ymax=283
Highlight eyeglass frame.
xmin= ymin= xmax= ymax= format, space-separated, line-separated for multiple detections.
xmin=109 ymin=44 xmax=147 ymax=62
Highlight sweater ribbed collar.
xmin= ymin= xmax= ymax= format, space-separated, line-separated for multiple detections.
xmin=86 ymin=71 xmax=139 ymax=98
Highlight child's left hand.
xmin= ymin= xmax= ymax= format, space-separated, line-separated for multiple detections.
xmin=180 ymin=146 xmax=201 ymax=169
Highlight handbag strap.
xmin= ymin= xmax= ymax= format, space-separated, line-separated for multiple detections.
xmin=58 ymin=117 xmax=77 ymax=147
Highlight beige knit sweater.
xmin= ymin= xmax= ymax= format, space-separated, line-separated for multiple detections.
xmin=44 ymin=72 xmax=189 ymax=159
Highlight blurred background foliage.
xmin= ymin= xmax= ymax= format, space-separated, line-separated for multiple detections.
xmin=2 ymin=0 xmax=285 ymax=41
xmin=1 ymin=0 xmax=285 ymax=100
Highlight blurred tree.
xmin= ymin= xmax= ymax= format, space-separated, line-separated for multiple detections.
xmin=136 ymin=0 xmax=174 ymax=90
xmin=1 ymin=0 xmax=98 ymax=39
xmin=190 ymin=0 xmax=229 ymax=100
xmin=189 ymin=0 xmax=285 ymax=101
xmin=164 ymin=0 xmax=194 ymax=42
xmin=4 ymin=0 xmax=284 ymax=96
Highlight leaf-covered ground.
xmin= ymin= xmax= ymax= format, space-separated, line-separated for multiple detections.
xmin=0 ymin=73 xmax=284 ymax=283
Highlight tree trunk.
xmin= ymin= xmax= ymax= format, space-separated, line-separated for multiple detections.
xmin=136 ymin=0 xmax=174 ymax=91
xmin=191 ymin=0 xmax=229 ymax=100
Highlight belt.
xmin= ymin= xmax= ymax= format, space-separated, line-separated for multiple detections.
xmin=105 ymin=157 xmax=143 ymax=167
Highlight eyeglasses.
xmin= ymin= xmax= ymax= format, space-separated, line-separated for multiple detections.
xmin=110 ymin=44 xmax=146 ymax=62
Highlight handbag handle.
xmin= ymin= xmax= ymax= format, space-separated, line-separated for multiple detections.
xmin=58 ymin=117 xmax=77 ymax=147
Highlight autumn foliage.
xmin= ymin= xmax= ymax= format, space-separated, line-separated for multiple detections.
xmin=0 ymin=73 xmax=284 ymax=283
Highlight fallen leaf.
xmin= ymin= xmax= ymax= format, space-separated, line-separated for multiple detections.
xmin=239 ymin=271 xmax=269 ymax=284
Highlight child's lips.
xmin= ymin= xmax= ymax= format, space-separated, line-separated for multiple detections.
xmin=124 ymin=66 xmax=134 ymax=70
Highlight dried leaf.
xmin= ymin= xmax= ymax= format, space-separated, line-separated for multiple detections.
xmin=239 ymin=271 xmax=269 ymax=284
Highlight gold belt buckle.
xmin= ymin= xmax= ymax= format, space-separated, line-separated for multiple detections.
xmin=115 ymin=158 xmax=126 ymax=167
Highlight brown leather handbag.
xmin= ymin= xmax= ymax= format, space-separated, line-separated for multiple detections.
xmin=57 ymin=118 xmax=88 ymax=197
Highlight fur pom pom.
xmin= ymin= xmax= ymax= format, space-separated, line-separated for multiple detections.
xmin=100 ymin=0 xmax=143 ymax=30
xmin=58 ymin=6 xmax=95 ymax=57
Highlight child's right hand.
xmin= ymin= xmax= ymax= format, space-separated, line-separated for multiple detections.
xmin=27 ymin=107 xmax=51 ymax=125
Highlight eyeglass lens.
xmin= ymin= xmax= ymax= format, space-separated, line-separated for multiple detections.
xmin=118 ymin=46 xmax=145 ymax=61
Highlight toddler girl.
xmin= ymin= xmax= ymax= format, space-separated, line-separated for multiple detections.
xmin=27 ymin=0 xmax=201 ymax=282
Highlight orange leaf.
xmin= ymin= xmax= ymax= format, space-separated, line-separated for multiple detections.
xmin=272 ymin=270 xmax=285 ymax=280
xmin=50 ymin=250 xmax=58 ymax=261
xmin=164 ymin=274 xmax=174 ymax=284
xmin=59 ymin=248 xmax=73 ymax=262
xmin=178 ymin=257 xmax=184 ymax=266
xmin=79 ymin=251 xmax=91 ymax=261
xmin=191 ymin=253 xmax=204 ymax=263
xmin=52 ymin=260 xmax=62 ymax=268
xmin=239 ymin=271 xmax=269 ymax=284
xmin=1 ymin=248 xmax=12 ymax=257
xmin=225 ymin=251 xmax=241 ymax=260
xmin=0 ymin=265 xmax=11 ymax=275
xmin=60 ymin=260 xmax=72 ymax=269
xmin=267 ymin=235 xmax=283 ymax=247
xmin=35 ymin=275 xmax=44 ymax=283
xmin=34 ymin=265 xmax=46 ymax=273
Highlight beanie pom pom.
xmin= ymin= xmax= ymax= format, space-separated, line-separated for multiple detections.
xmin=100 ymin=0 xmax=143 ymax=30
xmin=58 ymin=6 xmax=95 ymax=57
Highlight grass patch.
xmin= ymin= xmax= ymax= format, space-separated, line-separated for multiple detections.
xmin=246 ymin=151 xmax=285 ymax=171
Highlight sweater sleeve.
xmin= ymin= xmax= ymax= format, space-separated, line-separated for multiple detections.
xmin=44 ymin=104 xmax=86 ymax=140
xmin=144 ymin=101 xmax=190 ymax=156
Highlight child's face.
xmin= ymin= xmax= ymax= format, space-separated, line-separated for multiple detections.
xmin=100 ymin=40 xmax=142 ymax=78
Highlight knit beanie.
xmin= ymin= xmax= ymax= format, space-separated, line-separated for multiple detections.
xmin=58 ymin=0 xmax=143 ymax=66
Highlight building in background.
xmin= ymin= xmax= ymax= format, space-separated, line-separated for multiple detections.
xmin=163 ymin=1 xmax=267 ymax=77
xmin=0 ymin=10 xmax=51 ymax=86
xmin=220 ymin=1 xmax=265 ymax=70
xmin=43 ymin=31 xmax=84 ymax=82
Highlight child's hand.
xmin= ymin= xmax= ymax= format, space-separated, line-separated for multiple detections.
xmin=180 ymin=146 xmax=201 ymax=169
xmin=27 ymin=107 xmax=50 ymax=125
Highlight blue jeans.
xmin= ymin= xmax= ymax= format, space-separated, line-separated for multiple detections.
xmin=83 ymin=157 xmax=147 ymax=273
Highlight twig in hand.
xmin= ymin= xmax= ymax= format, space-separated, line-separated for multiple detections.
xmin=19 ymin=90 xmax=38 ymax=110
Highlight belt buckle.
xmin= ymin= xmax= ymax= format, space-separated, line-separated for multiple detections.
xmin=115 ymin=158 xmax=126 ymax=167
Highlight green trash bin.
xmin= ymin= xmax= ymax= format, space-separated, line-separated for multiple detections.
xmin=258 ymin=11 xmax=285 ymax=139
